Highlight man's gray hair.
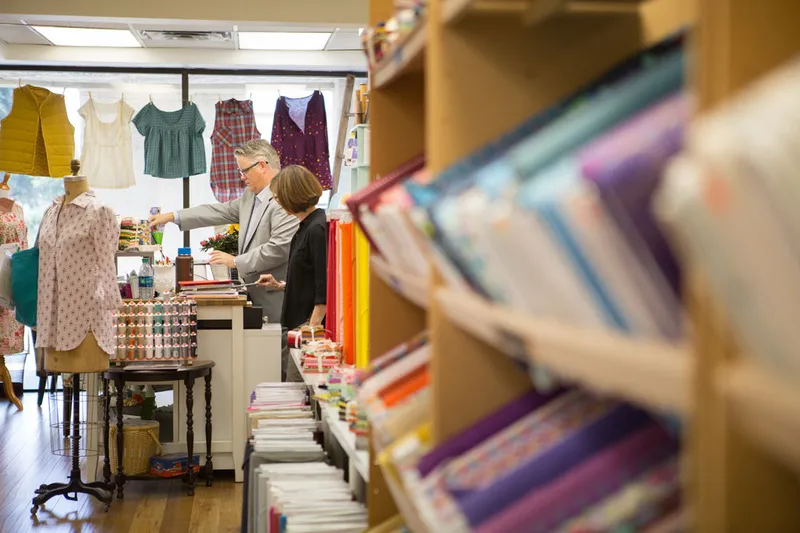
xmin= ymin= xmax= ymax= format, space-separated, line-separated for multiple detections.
xmin=234 ymin=139 xmax=281 ymax=170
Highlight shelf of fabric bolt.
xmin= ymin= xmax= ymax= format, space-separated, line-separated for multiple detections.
xmin=290 ymin=348 xmax=370 ymax=482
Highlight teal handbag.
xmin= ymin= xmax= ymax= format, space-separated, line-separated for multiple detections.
xmin=12 ymin=247 xmax=39 ymax=327
xmin=12 ymin=205 xmax=50 ymax=328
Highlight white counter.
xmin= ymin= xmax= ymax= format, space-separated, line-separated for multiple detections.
xmin=163 ymin=297 xmax=282 ymax=482
xmin=290 ymin=348 xmax=370 ymax=484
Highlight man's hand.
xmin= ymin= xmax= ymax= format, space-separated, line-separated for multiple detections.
xmin=209 ymin=250 xmax=236 ymax=269
xmin=149 ymin=212 xmax=175 ymax=228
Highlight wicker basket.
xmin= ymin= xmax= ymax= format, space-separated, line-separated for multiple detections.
xmin=109 ymin=419 xmax=162 ymax=475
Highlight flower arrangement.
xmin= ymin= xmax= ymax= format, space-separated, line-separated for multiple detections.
xmin=200 ymin=225 xmax=239 ymax=255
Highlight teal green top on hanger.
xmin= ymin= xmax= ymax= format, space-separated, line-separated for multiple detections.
xmin=133 ymin=102 xmax=207 ymax=179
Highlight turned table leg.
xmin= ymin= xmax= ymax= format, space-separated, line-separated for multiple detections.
xmin=115 ymin=377 xmax=125 ymax=499
xmin=103 ymin=378 xmax=111 ymax=487
xmin=204 ymin=371 xmax=213 ymax=486
xmin=185 ymin=376 xmax=195 ymax=496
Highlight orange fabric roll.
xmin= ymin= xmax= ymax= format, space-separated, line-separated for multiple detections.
xmin=380 ymin=366 xmax=430 ymax=408
xmin=340 ymin=221 xmax=355 ymax=365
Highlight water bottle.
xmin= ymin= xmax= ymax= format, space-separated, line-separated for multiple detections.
xmin=138 ymin=257 xmax=155 ymax=300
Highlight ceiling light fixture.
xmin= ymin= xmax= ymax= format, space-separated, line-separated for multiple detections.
xmin=238 ymin=32 xmax=331 ymax=51
xmin=32 ymin=26 xmax=141 ymax=48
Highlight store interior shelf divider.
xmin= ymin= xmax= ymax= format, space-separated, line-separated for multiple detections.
xmin=370 ymin=256 xmax=429 ymax=309
xmin=436 ymin=287 xmax=691 ymax=415
xmin=371 ymin=20 xmax=428 ymax=90
xmin=379 ymin=463 xmax=431 ymax=533
xmin=443 ymin=0 xmax=666 ymax=27
xmin=722 ymin=360 xmax=800 ymax=473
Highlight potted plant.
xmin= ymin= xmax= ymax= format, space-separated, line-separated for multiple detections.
xmin=200 ymin=225 xmax=239 ymax=280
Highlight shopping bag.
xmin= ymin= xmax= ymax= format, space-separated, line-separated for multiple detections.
xmin=11 ymin=247 xmax=38 ymax=327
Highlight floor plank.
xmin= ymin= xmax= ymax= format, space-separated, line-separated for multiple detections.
xmin=0 ymin=393 xmax=242 ymax=533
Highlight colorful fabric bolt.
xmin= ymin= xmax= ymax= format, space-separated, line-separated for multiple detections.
xmin=326 ymin=218 xmax=339 ymax=341
xmin=472 ymin=423 xmax=678 ymax=533
xmin=340 ymin=221 xmax=355 ymax=365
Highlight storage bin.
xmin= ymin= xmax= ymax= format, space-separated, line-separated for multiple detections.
xmin=109 ymin=419 xmax=162 ymax=475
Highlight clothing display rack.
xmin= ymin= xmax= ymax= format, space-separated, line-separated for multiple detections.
xmin=363 ymin=0 xmax=800 ymax=531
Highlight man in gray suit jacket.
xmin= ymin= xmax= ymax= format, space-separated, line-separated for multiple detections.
xmin=149 ymin=139 xmax=299 ymax=324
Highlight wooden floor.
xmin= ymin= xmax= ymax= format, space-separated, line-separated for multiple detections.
xmin=0 ymin=393 xmax=243 ymax=533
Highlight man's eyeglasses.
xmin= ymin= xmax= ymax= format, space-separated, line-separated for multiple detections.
xmin=239 ymin=161 xmax=263 ymax=176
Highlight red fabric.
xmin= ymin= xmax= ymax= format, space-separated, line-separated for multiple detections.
xmin=326 ymin=219 xmax=338 ymax=341
xmin=340 ymin=222 xmax=355 ymax=365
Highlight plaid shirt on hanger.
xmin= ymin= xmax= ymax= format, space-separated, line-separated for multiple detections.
xmin=210 ymin=99 xmax=261 ymax=202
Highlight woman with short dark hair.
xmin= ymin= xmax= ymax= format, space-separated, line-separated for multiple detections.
xmin=257 ymin=165 xmax=327 ymax=380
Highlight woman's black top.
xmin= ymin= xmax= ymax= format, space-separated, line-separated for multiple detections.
xmin=281 ymin=208 xmax=327 ymax=330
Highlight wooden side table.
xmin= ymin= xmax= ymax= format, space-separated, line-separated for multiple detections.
xmin=102 ymin=361 xmax=215 ymax=498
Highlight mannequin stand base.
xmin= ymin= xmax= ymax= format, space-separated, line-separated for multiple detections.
xmin=31 ymin=470 xmax=113 ymax=515
xmin=31 ymin=371 xmax=113 ymax=517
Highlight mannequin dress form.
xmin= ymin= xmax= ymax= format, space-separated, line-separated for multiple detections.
xmin=31 ymin=160 xmax=113 ymax=516
xmin=43 ymin=165 xmax=110 ymax=374
xmin=0 ymin=172 xmax=24 ymax=410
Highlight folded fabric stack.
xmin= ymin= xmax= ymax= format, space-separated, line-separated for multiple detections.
xmin=301 ymin=340 xmax=342 ymax=373
xmin=287 ymin=325 xmax=327 ymax=349
xmin=118 ymin=217 xmax=139 ymax=251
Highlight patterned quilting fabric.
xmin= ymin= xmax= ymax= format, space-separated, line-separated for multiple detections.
xmin=35 ymin=191 xmax=121 ymax=355
xmin=209 ymin=99 xmax=261 ymax=202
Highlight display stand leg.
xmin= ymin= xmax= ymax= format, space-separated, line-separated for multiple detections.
xmin=102 ymin=378 xmax=111 ymax=486
xmin=185 ymin=376 xmax=195 ymax=496
xmin=204 ymin=371 xmax=213 ymax=487
xmin=31 ymin=373 xmax=112 ymax=516
xmin=63 ymin=381 xmax=71 ymax=437
xmin=114 ymin=376 xmax=125 ymax=499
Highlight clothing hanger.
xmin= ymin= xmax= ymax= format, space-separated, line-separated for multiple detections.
xmin=150 ymin=94 xmax=153 ymax=104
xmin=89 ymin=91 xmax=93 ymax=101
xmin=218 ymin=95 xmax=222 ymax=102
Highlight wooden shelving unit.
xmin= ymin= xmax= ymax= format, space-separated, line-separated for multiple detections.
xmin=366 ymin=0 xmax=800 ymax=530
xmin=371 ymin=20 xmax=428 ymax=89
xmin=436 ymin=288 xmax=691 ymax=414
xmin=443 ymin=0 xmax=662 ymax=27
xmin=722 ymin=360 xmax=800 ymax=471
xmin=370 ymin=256 xmax=429 ymax=309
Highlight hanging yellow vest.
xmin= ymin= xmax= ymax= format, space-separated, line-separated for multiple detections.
xmin=0 ymin=85 xmax=75 ymax=178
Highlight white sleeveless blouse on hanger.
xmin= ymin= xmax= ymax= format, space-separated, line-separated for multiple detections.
xmin=79 ymin=98 xmax=136 ymax=189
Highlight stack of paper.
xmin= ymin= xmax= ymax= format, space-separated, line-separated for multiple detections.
xmin=259 ymin=463 xmax=368 ymax=532
xmin=178 ymin=279 xmax=239 ymax=298
xmin=245 ymin=382 xmax=367 ymax=533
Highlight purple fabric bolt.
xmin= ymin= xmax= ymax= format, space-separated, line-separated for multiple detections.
xmin=472 ymin=423 xmax=678 ymax=533
xmin=456 ymin=403 xmax=654 ymax=526
xmin=417 ymin=388 xmax=565 ymax=478
xmin=579 ymin=94 xmax=689 ymax=338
